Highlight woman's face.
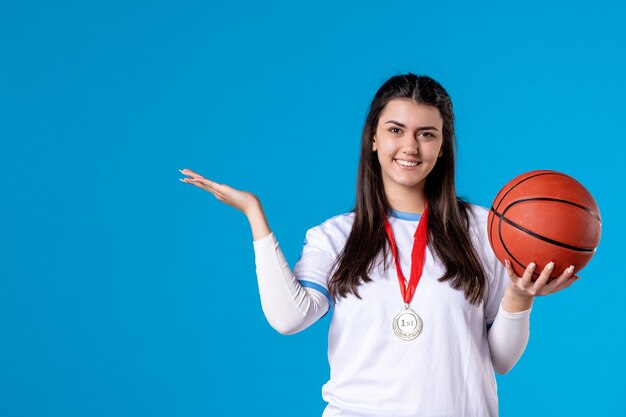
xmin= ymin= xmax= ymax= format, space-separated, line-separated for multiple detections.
xmin=372 ymin=99 xmax=444 ymax=197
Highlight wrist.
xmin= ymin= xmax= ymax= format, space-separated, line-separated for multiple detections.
xmin=501 ymin=286 xmax=534 ymax=313
xmin=244 ymin=199 xmax=272 ymax=241
xmin=243 ymin=197 xmax=262 ymax=217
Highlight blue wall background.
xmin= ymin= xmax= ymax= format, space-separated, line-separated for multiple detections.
xmin=1 ymin=0 xmax=624 ymax=416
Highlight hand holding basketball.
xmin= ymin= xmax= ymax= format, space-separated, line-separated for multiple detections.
xmin=504 ymin=259 xmax=579 ymax=299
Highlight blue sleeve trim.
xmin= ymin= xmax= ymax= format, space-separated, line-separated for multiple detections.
xmin=298 ymin=279 xmax=333 ymax=308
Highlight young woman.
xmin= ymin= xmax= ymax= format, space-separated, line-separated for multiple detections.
xmin=180 ymin=74 xmax=578 ymax=417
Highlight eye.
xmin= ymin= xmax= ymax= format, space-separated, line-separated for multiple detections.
xmin=388 ymin=127 xmax=401 ymax=134
xmin=419 ymin=131 xmax=435 ymax=138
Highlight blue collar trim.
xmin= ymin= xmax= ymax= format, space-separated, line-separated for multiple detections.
xmin=389 ymin=210 xmax=422 ymax=221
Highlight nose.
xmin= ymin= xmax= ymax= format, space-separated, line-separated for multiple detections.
xmin=401 ymin=136 xmax=419 ymax=155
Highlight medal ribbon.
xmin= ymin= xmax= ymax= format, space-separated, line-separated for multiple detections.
xmin=383 ymin=207 xmax=428 ymax=305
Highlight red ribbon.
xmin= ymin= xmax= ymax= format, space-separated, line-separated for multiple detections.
xmin=383 ymin=207 xmax=428 ymax=305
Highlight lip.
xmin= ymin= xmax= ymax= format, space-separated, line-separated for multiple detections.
xmin=394 ymin=158 xmax=421 ymax=169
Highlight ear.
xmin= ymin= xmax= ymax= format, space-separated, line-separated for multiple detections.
xmin=372 ymin=137 xmax=377 ymax=152
xmin=438 ymin=148 xmax=443 ymax=158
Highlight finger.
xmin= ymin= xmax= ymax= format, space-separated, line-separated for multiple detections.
xmin=179 ymin=168 xmax=204 ymax=179
xmin=181 ymin=172 xmax=225 ymax=193
xmin=519 ymin=261 xmax=537 ymax=288
xmin=191 ymin=178 xmax=221 ymax=195
xmin=562 ymin=275 xmax=580 ymax=289
xmin=504 ymin=259 xmax=524 ymax=281
xmin=557 ymin=275 xmax=579 ymax=292
xmin=504 ymin=259 xmax=515 ymax=278
xmin=181 ymin=177 xmax=220 ymax=195
xmin=530 ymin=261 xmax=555 ymax=293
xmin=192 ymin=176 xmax=221 ymax=189
xmin=544 ymin=265 xmax=575 ymax=293
xmin=192 ymin=178 xmax=229 ymax=198
xmin=179 ymin=177 xmax=200 ymax=185
xmin=180 ymin=177 xmax=206 ymax=187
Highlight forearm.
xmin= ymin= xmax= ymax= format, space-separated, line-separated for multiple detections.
xmin=488 ymin=298 xmax=531 ymax=374
xmin=501 ymin=285 xmax=534 ymax=312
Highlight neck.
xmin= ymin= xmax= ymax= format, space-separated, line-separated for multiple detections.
xmin=384 ymin=183 xmax=426 ymax=214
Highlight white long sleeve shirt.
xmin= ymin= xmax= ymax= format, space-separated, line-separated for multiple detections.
xmin=253 ymin=205 xmax=530 ymax=417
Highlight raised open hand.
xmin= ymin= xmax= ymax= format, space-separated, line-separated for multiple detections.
xmin=179 ymin=168 xmax=260 ymax=214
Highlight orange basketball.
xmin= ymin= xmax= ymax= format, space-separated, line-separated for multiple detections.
xmin=487 ymin=170 xmax=601 ymax=280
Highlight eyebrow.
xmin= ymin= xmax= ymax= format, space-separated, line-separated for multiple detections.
xmin=384 ymin=120 xmax=439 ymax=131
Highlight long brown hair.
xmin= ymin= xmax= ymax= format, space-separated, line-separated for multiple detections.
xmin=328 ymin=73 xmax=486 ymax=305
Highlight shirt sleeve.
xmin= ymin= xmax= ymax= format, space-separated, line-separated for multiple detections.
xmin=476 ymin=205 xmax=532 ymax=374
xmin=467 ymin=204 xmax=531 ymax=374
xmin=484 ymin=250 xmax=511 ymax=327
xmin=292 ymin=225 xmax=338 ymax=306
xmin=488 ymin=303 xmax=531 ymax=374
xmin=252 ymin=231 xmax=331 ymax=335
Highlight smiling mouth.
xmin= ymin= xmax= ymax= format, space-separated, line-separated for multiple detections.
xmin=394 ymin=159 xmax=420 ymax=167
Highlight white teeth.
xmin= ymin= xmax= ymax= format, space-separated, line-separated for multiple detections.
xmin=395 ymin=159 xmax=419 ymax=167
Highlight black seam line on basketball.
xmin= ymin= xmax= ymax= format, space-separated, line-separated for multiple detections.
xmin=497 ymin=217 xmax=541 ymax=277
xmin=496 ymin=208 xmax=536 ymax=275
xmin=494 ymin=208 xmax=551 ymax=278
xmin=490 ymin=206 xmax=597 ymax=252
xmin=493 ymin=172 xmax=568 ymax=212
xmin=501 ymin=196 xmax=602 ymax=241
xmin=505 ymin=197 xmax=602 ymax=222
xmin=489 ymin=172 xmax=569 ymax=244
